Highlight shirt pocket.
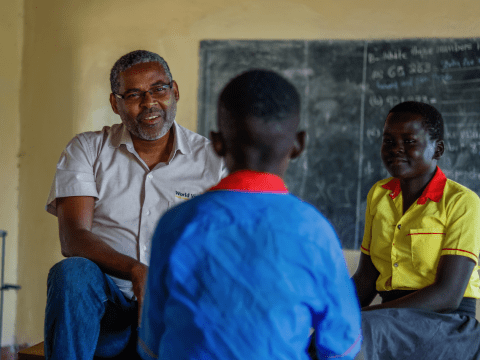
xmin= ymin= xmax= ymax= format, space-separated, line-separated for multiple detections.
xmin=409 ymin=228 xmax=445 ymax=275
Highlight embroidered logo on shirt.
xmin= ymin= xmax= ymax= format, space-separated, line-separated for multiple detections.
xmin=175 ymin=191 xmax=198 ymax=200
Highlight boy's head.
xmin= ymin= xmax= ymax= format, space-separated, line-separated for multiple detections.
xmin=381 ymin=101 xmax=445 ymax=180
xmin=388 ymin=101 xmax=444 ymax=141
xmin=211 ymin=70 xmax=305 ymax=177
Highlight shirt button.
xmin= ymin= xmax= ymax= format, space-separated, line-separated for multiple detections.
xmin=146 ymin=210 xmax=151 ymax=216
xmin=147 ymin=174 xmax=153 ymax=179
xmin=394 ymin=262 xmax=399 ymax=267
xmin=143 ymin=245 xmax=147 ymax=251
xmin=397 ymin=224 xmax=401 ymax=229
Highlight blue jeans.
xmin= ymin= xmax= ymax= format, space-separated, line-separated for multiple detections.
xmin=44 ymin=257 xmax=140 ymax=360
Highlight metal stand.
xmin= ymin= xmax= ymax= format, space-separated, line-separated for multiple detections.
xmin=0 ymin=230 xmax=21 ymax=347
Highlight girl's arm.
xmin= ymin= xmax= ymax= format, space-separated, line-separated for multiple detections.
xmin=352 ymin=252 xmax=380 ymax=308
xmin=362 ymin=255 xmax=475 ymax=312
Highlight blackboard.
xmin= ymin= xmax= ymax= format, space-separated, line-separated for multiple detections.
xmin=197 ymin=39 xmax=480 ymax=249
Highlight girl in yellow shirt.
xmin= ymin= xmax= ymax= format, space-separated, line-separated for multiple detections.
xmin=353 ymin=101 xmax=480 ymax=360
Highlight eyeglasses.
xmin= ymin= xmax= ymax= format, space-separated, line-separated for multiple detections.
xmin=114 ymin=82 xmax=173 ymax=103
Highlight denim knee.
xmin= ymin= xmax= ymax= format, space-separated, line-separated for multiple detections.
xmin=47 ymin=257 xmax=106 ymax=298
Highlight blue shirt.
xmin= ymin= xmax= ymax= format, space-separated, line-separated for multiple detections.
xmin=139 ymin=170 xmax=361 ymax=360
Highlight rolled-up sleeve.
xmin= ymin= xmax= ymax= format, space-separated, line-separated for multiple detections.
xmin=441 ymin=190 xmax=480 ymax=264
xmin=46 ymin=134 xmax=99 ymax=216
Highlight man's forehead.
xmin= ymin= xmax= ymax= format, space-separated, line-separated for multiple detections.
xmin=124 ymin=61 xmax=165 ymax=74
xmin=119 ymin=62 xmax=168 ymax=87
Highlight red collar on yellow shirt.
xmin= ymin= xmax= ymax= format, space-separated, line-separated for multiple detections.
xmin=209 ymin=170 xmax=289 ymax=194
xmin=381 ymin=166 xmax=447 ymax=204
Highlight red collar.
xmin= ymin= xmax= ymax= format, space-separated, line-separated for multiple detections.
xmin=209 ymin=170 xmax=289 ymax=194
xmin=381 ymin=166 xmax=447 ymax=204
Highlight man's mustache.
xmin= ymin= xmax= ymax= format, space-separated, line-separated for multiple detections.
xmin=136 ymin=107 xmax=165 ymax=121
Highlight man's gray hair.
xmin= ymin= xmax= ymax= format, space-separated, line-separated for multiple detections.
xmin=110 ymin=50 xmax=173 ymax=94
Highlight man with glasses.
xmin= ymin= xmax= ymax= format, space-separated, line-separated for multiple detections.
xmin=44 ymin=50 xmax=225 ymax=360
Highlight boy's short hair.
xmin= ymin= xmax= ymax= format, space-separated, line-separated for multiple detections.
xmin=388 ymin=101 xmax=444 ymax=141
xmin=219 ymin=69 xmax=300 ymax=123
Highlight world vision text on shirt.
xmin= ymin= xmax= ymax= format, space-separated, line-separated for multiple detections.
xmin=175 ymin=191 xmax=199 ymax=200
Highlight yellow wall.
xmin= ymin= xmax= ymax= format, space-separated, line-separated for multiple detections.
xmin=0 ymin=0 xmax=23 ymax=346
xmin=10 ymin=0 xmax=480 ymax=345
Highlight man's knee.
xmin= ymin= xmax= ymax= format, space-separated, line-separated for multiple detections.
xmin=47 ymin=257 xmax=105 ymax=295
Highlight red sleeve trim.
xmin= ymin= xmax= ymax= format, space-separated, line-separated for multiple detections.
xmin=360 ymin=245 xmax=369 ymax=252
xmin=138 ymin=338 xmax=158 ymax=359
xmin=442 ymin=248 xmax=478 ymax=259
xmin=322 ymin=333 xmax=362 ymax=358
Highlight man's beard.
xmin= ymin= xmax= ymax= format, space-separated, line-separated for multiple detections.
xmin=126 ymin=103 xmax=176 ymax=141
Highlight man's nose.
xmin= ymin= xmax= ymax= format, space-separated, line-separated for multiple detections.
xmin=141 ymin=91 xmax=157 ymax=108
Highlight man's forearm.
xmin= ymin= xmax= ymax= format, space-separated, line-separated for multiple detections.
xmin=61 ymin=227 xmax=144 ymax=282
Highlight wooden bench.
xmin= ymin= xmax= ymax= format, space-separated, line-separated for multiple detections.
xmin=17 ymin=341 xmax=141 ymax=359
xmin=17 ymin=342 xmax=45 ymax=360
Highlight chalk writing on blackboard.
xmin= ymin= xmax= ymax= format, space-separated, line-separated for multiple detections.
xmin=198 ymin=39 xmax=480 ymax=249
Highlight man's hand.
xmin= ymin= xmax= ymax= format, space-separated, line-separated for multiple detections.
xmin=131 ymin=262 xmax=149 ymax=324
xmin=57 ymin=196 xmax=151 ymax=323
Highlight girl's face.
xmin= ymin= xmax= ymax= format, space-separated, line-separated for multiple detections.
xmin=381 ymin=112 xmax=442 ymax=180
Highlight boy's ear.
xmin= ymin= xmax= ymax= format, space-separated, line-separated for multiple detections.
xmin=210 ymin=131 xmax=226 ymax=157
xmin=290 ymin=131 xmax=306 ymax=160
xmin=433 ymin=139 xmax=445 ymax=160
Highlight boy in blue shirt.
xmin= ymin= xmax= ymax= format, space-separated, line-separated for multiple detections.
xmin=138 ymin=70 xmax=361 ymax=359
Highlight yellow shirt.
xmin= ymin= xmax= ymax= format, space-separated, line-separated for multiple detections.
xmin=361 ymin=167 xmax=480 ymax=298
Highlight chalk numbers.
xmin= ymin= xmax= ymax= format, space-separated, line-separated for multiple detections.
xmin=408 ymin=62 xmax=432 ymax=75
xmin=387 ymin=65 xmax=405 ymax=78
xmin=369 ymin=94 xmax=435 ymax=108
xmin=371 ymin=62 xmax=432 ymax=80
xmin=386 ymin=95 xmax=432 ymax=108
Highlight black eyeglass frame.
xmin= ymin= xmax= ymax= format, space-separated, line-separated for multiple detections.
xmin=113 ymin=82 xmax=174 ymax=100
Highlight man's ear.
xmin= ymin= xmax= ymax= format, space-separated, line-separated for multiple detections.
xmin=433 ymin=139 xmax=445 ymax=160
xmin=110 ymin=93 xmax=120 ymax=115
xmin=210 ymin=131 xmax=226 ymax=157
xmin=172 ymin=81 xmax=180 ymax=102
xmin=290 ymin=131 xmax=306 ymax=159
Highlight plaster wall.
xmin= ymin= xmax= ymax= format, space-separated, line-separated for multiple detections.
xmin=14 ymin=0 xmax=480 ymax=344
xmin=0 ymin=0 xmax=23 ymax=346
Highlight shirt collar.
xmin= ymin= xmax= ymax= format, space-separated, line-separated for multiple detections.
xmin=381 ymin=166 xmax=447 ymax=204
xmin=172 ymin=121 xmax=192 ymax=155
xmin=209 ymin=170 xmax=289 ymax=193
xmin=109 ymin=123 xmax=134 ymax=149
xmin=110 ymin=121 xmax=191 ymax=156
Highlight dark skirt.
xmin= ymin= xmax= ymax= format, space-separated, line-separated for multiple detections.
xmin=359 ymin=307 xmax=480 ymax=360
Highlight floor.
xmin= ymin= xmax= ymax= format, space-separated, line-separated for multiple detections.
xmin=1 ymin=344 xmax=29 ymax=360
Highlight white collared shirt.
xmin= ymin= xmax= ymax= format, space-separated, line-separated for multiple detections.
xmin=46 ymin=122 xmax=226 ymax=298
